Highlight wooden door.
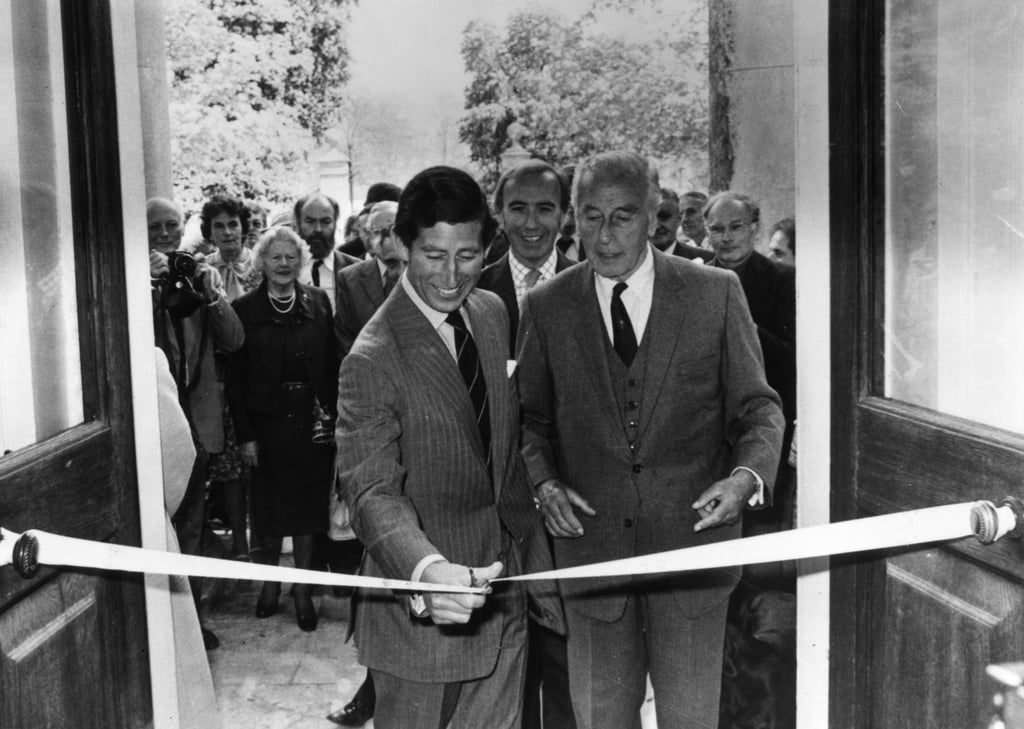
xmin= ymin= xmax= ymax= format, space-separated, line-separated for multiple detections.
xmin=830 ymin=1 xmax=1024 ymax=727
xmin=0 ymin=1 xmax=150 ymax=727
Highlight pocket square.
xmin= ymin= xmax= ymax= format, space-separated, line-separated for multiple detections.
xmin=507 ymin=359 xmax=518 ymax=378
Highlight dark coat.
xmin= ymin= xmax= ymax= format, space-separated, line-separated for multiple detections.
xmin=226 ymin=280 xmax=339 ymax=444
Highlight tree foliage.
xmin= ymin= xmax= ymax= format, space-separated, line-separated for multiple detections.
xmin=164 ymin=0 xmax=354 ymax=210
xmin=459 ymin=0 xmax=708 ymax=193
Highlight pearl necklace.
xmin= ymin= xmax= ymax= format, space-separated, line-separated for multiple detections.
xmin=268 ymin=288 xmax=296 ymax=314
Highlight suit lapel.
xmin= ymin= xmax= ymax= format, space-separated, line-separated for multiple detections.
xmin=388 ymin=289 xmax=481 ymax=454
xmin=567 ymin=263 xmax=621 ymax=429
xmin=465 ymin=292 xmax=509 ymax=493
xmin=637 ymin=252 xmax=690 ymax=439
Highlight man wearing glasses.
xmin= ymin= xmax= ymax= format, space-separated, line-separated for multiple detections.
xmin=705 ymin=192 xmax=797 ymax=584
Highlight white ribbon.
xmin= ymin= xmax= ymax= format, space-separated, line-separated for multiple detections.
xmin=0 ymin=501 xmax=1013 ymax=592
xmin=495 ymin=501 xmax=1010 ymax=583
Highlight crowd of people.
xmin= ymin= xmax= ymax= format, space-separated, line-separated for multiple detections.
xmin=149 ymin=150 xmax=796 ymax=729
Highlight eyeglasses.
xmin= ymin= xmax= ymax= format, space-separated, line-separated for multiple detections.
xmin=706 ymin=222 xmax=751 ymax=239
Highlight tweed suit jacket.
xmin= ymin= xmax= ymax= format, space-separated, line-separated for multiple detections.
xmin=477 ymin=249 xmax=576 ymax=357
xmin=334 ymin=257 xmax=388 ymax=358
xmin=517 ymin=248 xmax=785 ymax=623
xmin=336 ymin=284 xmax=560 ymax=683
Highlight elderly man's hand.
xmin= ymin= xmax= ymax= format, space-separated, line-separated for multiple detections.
xmin=692 ymin=471 xmax=757 ymax=532
xmin=536 ymin=479 xmax=596 ymax=538
xmin=421 ymin=560 xmax=503 ymax=625
xmin=149 ymin=249 xmax=169 ymax=280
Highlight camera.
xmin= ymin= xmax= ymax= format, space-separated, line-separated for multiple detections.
xmin=157 ymin=251 xmax=205 ymax=318
xmin=159 ymin=250 xmax=198 ymax=284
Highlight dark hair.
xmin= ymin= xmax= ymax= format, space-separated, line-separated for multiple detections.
xmin=493 ymin=159 xmax=571 ymax=212
xmin=702 ymin=191 xmax=761 ymax=224
xmin=364 ymin=182 xmax=402 ymax=205
xmin=659 ymin=187 xmax=680 ymax=205
xmin=393 ymin=166 xmax=498 ymax=248
xmin=770 ymin=216 xmax=796 ymax=253
xmin=200 ymin=193 xmax=250 ymax=238
xmin=681 ymin=190 xmax=709 ymax=205
xmin=292 ymin=192 xmax=340 ymax=229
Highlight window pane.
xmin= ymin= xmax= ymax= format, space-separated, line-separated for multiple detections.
xmin=883 ymin=0 xmax=1024 ymax=433
xmin=0 ymin=1 xmax=83 ymax=455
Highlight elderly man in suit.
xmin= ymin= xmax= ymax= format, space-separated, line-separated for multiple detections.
xmin=334 ymin=200 xmax=408 ymax=359
xmin=650 ymin=187 xmax=714 ymax=263
xmin=478 ymin=159 xmax=577 ymax=729
xmin=517 ymin=151 xmax=784 ymax=729
xmin=336 ymin=165 xmax=561 ymax=729
xmin=706 ymin=191 xmax=797 ymax=589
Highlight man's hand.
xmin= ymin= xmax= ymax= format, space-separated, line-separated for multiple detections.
xmin=421 ymin=560 xmax=503 ymax=625
xmin=692 ymin=471 xmax=757 ymax=532
xmin=149 ymin=249 xmax=169 ymax=280
xmin=240 ymin=440 xmax=259 ymax=467
xmin=535 ymin=479 xmax=596 ymax=538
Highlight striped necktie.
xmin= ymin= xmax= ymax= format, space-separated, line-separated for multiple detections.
xmin=446 ymin=309 xmax=491 ymax=467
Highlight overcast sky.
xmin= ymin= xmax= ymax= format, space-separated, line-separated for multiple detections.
xmin=345 ymin=0 xmax=594 ymax=112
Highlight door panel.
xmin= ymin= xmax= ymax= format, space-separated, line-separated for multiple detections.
xmin=830 ymin=1 xmax=1024 ymax=727
xmin=0 ymin=1 xmax=150 ymax=726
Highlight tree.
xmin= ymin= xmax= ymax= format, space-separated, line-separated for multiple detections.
xmin=164 ymin=0 xmax=354 ymax=211
xmin=458 ymin=0 xmax=708 ymax=193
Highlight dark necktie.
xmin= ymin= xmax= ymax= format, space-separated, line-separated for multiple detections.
xmin=382 ymin=275 xmax=395 ymax=297
xmin=446 ymin=309 xmax=491 ymax=467
xmin=611 ymin=282 xmax=638 ymax=366
xmin=312 ymin=259 xmax=323 ymax=287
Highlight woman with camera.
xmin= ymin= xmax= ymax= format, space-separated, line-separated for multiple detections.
xmin=226 ymin=226 xmax=338 ymax=632
xmin=203 ymin=194 xmax=262 ymax=561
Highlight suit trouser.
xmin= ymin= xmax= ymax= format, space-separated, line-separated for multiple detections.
xmin=565 ymin=586 xmax=729 ymax=729
xmin=370 ymin=586 xmax=528 ymax=729
xmin=523 ymin=620 xmax=576 ymax=729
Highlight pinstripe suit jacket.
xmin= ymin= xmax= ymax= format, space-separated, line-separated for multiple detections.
xmin=517 ymin=248 xmax=785 ymax=623
xmin=336 ymin=283 xmax=559 ymax=683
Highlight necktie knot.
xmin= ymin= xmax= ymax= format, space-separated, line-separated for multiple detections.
xmin=613 ymin=281 xmax=628 ymax=298
xmin=524 ymin=268 xmax=542 ymax=290
xmin=446 ymin=309 xmax=467 ymax=331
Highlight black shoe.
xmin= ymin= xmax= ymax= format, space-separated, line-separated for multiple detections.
xmin=255 ymin=584 xmax=280 ymax=618
xmin=294 ymin=590 xmax=318 ymax=632
xmin=201 ymin=626 xmax=220 ymax=650
xmin=326 ymin=697 xmax=374 ymax=726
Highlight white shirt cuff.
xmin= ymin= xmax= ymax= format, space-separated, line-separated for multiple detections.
xmin=409 ymin=554 xmax=446 ymax=617
xmin=732 ymin=466 xmax=765 ymax=507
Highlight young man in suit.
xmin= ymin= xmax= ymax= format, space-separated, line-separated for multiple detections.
xmin=517 ymin=151 xmax=785 ymax=729
xmin=328 ymin=199 xmax=407 ymax=727
xmin=478 ymin=159 xmax=576 ymax=356
xmin=478 ymin=159 xmax=577 ymax=729
xmin=336 ymin=165 xmax=561 ymax=729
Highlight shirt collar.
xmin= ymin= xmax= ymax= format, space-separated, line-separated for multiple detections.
xmin=593 ymin=243 xmax=655 ymax=298
xmin=509 ymin=248 xmax=558 ymax=284
xmin=400 ymin=271 xmax=450 ymax=332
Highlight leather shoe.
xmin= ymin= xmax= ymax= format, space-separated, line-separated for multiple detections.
xmin=326 ymin=697 xmax=373 ymax=726
xmin=294 ymin=590 xmax=318 ymax=632
xmin=201 ymin=626 xmax=220 ymax=651
xmin=255 ymin=584 xmax=280 ymax=618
